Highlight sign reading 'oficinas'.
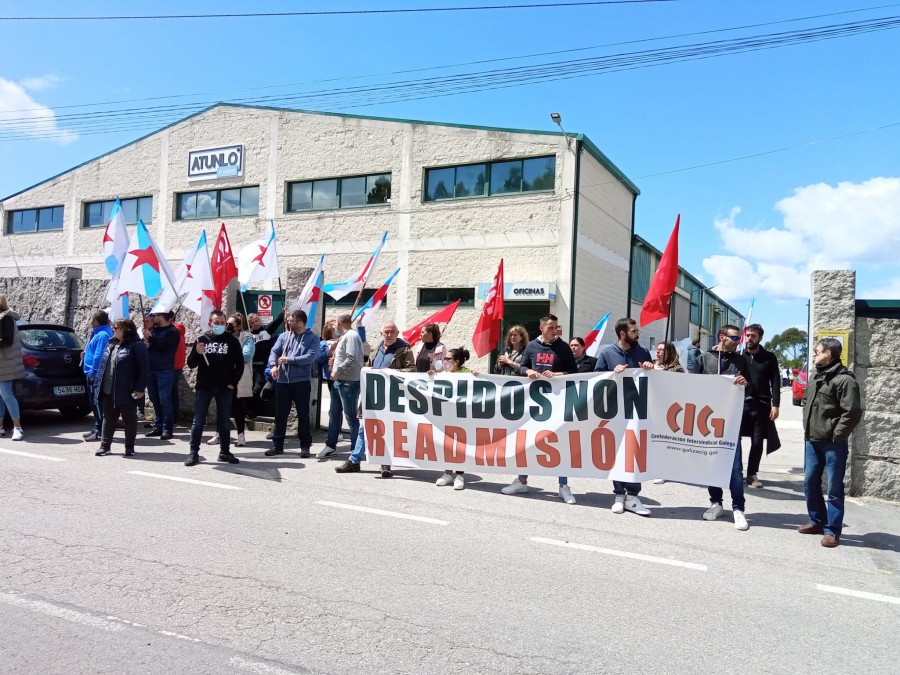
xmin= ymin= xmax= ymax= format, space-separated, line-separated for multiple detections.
xmin=188 ymin=145 xmax=244 ymax=180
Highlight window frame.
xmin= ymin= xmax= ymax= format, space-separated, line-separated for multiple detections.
xmin=285 ymin=172 xmax=392 ymax=213
xmin=417 ymin=287 xmax=476 ymax=307
xmin=174 ymin=186 xmax=260 ymax=220
xmin=423 ymin=155 xmax=556 ymax=203
xmin=5 ymin=205 xmax=65 ymax=235
xmin=82 ymin=196 xmax=154 ymax=228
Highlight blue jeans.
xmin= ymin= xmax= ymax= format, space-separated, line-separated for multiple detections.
xmin=325 ymin=382 xmax=344 ymax=448
xmin=0 ymin=379 xmax=20 ymax=420
xmin=804 ymin=440 xmax=849 ymax=537
xmin=147 ymin=370 xmax=175 ymax=434
xmin=189 ymin=388 xmax=233 ymax=453
xmin=272 ymin=380 xmax=312 ymax=451
xmin=88 ymin=375 xmax=102 ymax=434
xmin=333 ymin=380 xmax=360 ymax=450
xmin=709 ymin=438 xmax=745 ymax=511
xmin=350 ymin=426 xmax=367 ymax=464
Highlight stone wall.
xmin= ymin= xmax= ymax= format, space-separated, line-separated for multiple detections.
xmin=810 ymin=269 xmax=899 ymax=500
xmin=852 ymin=317 xmax=900 ymax=499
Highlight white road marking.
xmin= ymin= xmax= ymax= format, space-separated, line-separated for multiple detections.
xmin=0 ymin=447 xmax=66 ymax=462
xmin=0 ymin=591 xmax=123 ymax=631
xmin=230 ymin=656 xmax=304 ymax=674
xmin=128 ymin=471 xmax=242 ymax=490
xmin=531 ymin=537 xmax=708 ymax=571
xmin=316 ymin=500 xmax=449 ymax=526
xmin=816 ymin=584 xmax=900 ymax=605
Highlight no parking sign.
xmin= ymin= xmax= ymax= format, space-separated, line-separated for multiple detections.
xmin=258 ymin=294 xmax=273 ymax=318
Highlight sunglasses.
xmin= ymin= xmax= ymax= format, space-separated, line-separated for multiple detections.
xmin=726 ymin=335 xmax=740 ymax=342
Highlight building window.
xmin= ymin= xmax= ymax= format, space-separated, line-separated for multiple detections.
xmin=287 ymin=173 xmax=391 ymax=212
xmin=328 ymin=288 xmax=382 ymax=307
xmin=424 ymin=156 xmax=555 ymax=202
xmin=6 ymin=206 xmax=64 ymax=234
xmin=418 ymin=287 xmax=475 ymax=307
xmin=176 ymin=186 xmax=259 ymax=220
xmin=84 ymin=197 xmax=153 ymax=227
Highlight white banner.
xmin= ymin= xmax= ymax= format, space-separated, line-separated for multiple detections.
xmin=360 ymin=369 xmax=745 ymax=487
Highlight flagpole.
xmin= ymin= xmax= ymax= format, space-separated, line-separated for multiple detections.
xmin=348 ymin=286 xmax=365 ymax=319
xmin=663 ymin=292 xmax=674 ymax=343
xmin=238 ymin=288 xmax=250 ymax=319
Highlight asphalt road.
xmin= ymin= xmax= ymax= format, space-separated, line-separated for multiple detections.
xmin=1 ymin=392 xmax=898 ymax=674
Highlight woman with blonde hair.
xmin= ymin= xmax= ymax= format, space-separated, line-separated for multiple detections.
xmin=495 ymin=325 xmax=529 ymax=376
xmin=0 ymin=294 xmax=25 ymax=440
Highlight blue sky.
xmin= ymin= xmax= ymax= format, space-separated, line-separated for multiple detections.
xmin=2 ymin=0 xmax=899 ymax=339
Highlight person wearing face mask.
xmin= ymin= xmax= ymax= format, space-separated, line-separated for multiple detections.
xmin=206 ymin=313 xmax=255 ymax=448
xmin=144 ymin=311 xmax=179 ymax=440
xmin=184 ymin=310 xmax=245 ymax=467
xmin=265 ymin=309 xmax=321 ymax=458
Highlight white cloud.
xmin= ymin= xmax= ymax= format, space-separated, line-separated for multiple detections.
xmin=861 ymin=276 xmax=900 ymax=299
xmin=703 ymin=178 xmax=900 ymax=303
xmin=0 ymin=77 xmax=76 ymax=144
xmin=19 ymin=75 xmax=62 ymax=92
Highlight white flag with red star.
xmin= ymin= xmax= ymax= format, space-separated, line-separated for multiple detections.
xmin=238 ymin=219 xmax=280 ymax=290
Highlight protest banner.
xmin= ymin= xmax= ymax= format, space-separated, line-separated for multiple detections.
xmin=360 ymin=369 xmax=745 ymax=487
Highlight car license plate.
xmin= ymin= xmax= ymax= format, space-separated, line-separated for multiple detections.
xmin=54 ymin=385 xmax=85 ymax=396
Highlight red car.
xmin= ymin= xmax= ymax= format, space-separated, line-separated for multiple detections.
xmin=792 ymin=365 xmax=808 ymax=406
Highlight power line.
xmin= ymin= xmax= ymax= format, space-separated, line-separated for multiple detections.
xmin=3 ymin=2 xmax=896 ymax=116
xmin=2 ymin=13 xmax=898 ymax=141
xmin=0 ymin=1 xmax=682 ymax=22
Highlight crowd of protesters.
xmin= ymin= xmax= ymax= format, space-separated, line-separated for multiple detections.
xmin=0 ymin=291 xmax=861 ymax=548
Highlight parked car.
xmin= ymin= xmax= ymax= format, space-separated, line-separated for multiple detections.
xmin=11 ymin=322 xmax=92 ymax=419
xmin=792 ymin=365 xmax=808 ymax=406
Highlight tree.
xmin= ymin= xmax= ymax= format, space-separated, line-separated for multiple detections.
xmin=765 ymin=327 xmax=808 ymax=370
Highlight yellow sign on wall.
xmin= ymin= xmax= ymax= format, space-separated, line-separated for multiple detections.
xmin=816 ymin=330 xmax=851 ymax=366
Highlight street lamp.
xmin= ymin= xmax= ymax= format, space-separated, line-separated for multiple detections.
xmin=550 ymin=112 xmax=572 ymax=151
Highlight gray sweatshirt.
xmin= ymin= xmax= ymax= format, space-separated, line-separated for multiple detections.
xmin=332 ymin=329 xmax=364 ymax=382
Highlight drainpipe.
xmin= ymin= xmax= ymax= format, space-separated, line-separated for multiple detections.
xmin=627 ymin=193 xmax=637 ymax=319
xmin=568 ymin=139 xmax=582 ymax=338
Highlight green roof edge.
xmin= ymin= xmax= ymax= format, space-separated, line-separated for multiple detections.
xmin=3 ymin=102 xmax=639 ymax=201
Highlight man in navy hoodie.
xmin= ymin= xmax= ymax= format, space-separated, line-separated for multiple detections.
xmin=185 ymin=310 xmax=245 ymax=467
xmin=145 ymin=311 xmax=180 ymax=440
xmin=595 ymin=317 xmax=654 ymax=517
xmin=82 ymin=310 xmax=114 ymax=442
xmin=500 ymin=314 xmax=579 ymax=504
xmin=265 ymin=309 xmax=321 ymax=458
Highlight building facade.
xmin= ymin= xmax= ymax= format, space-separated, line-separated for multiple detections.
xmin=1 ymin=103 xmax=642 ymax=365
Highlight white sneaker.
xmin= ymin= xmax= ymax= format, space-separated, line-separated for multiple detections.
xmin=624 ymin=495 xmax=650 ymax=517
xmin=558 ymin=484 xmax=576 ymax=504
xmin=611 ymin=494 xmax=626 ymax=514
xmin=0 ymin=428 xmax=5 ymax=437
xmin=206 ymin=434 xmax=220 ymax=445
xmin=235 ymin=433 xmax=246 ymax=447
xmin=12 ymin=427 xmax=24 ymax=441
xmin=733 ymin=510 xmax=749 ymax=531
xmin=703 ymin=503 xmax=725 ymax=521
xmin=652 ymin=478 xmax=666 ymax=484
xmin=317 ymin=445 xmax=337 ymax=459
xmin=453 ymin=474 xmax=465 ymax=490
xmin=501 ymin=478 xmax=528 ymax=495
xmin=436 ymin=473 xmax=454 ymax=487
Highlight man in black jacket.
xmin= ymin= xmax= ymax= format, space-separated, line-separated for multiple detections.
xmin=185 ymin=310 xmax=245 ymax=467
xmin=742 ymin=323 xmax=782 ymax=488
xmin=692 ymin=324 xmax=753 ymax=531
xmin=800 ymin=338 xmax=862 ymax=548
xmin=145 ymin=311 xmax=180 ymax=440
xmin=500 ymin=314 xmax=579 ymax=505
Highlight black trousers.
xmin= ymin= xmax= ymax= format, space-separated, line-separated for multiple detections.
xmin=746 ymin=400 xmax=771 ymax=477
xmin=272 ymin=380 xmax=312 ymax=451
xmin=99 ymin=392 xmax=138 ymax=452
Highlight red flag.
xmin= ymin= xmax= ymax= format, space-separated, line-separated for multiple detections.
xmin=403 ymin=300 xmax=461 ymax=346
xmin=473 ymin=260 xmax=504 ymax=358
xmin=640 ymin=215 xmax=680 ymax=326
xmin=211 ymin=223 xmax=238 ymax=310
